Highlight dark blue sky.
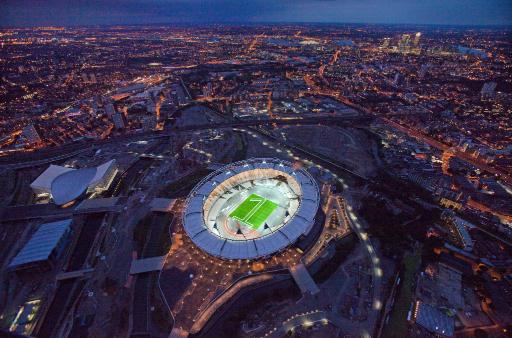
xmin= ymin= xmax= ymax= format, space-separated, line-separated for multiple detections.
xmin=1 ymin=0 xmax=511 ymax=27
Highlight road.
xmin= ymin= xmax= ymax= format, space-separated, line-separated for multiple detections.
xmin=339 ymin=197 xmax=383 ymax=315
xmin=381 ymin=117 xmax=512 ymax=185
xmin=299 ymin=76 xmax=512 ymax=186
xmin=330 ymin=91 xmax=512 ymax=186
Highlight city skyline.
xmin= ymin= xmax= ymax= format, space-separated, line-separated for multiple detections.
xmin=1 ymin=0 xmax=511 ymax=27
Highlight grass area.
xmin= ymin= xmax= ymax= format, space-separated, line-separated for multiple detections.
xmin=312 ymin=233 xmax=357 ymax=283
xmin=383 ymin=249 xmax=421 ymax=338
xmin=221 ymin=130 xmax=247 ymax=163
xmin=229 ymin=193 xmax=277 ymax=229
xmin=159 ymin=168 xmax=212 ymax=198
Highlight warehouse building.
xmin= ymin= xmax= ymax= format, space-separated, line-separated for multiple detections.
xmin=7 ymin=219 xmax=74 ymax=273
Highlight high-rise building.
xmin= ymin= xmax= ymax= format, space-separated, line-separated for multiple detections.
xmin=105 ymin=103 xmax=116 ymax=118
xmin=112 ymin=112 xmax=127 ymax=129
xmin=480 ymin=81 xmax=497 ymax=98
xmin=142 ymin=115 xmax=157 ymax=131
xmin=413 ymin=32 xmax=422 ymax=46
xmin=381 ymin=38 xmax=390 ymax=49
xmin=418 ymin=64 xmax=429 ymax=79
xmin=398 ymin=34 xmax=411 ymax=52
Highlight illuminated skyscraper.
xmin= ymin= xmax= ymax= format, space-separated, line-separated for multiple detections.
xmin=414 ymin=32 xmax=422 ymax=46
xmin=381 ymin=38 xmax=390 ymax=49
xmin=398 ymin=34 xmax=411 ymax=52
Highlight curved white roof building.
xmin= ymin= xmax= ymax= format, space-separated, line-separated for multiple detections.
xmin=51 ymin=168 xmax=97 ymax=206
xmin=183 ymin=158 xmax=320 ymax=260
xmin=30 ymin=159 xmax=118 ymax=206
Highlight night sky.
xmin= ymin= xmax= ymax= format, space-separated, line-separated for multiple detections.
xmin=1 ymin=0 xmax=511 ymax=27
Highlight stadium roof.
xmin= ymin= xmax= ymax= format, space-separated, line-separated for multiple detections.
xmin=183 ymin=158 xmax=319 ymax=260
xmin=8 ymin=219 xmax=72 ymax=269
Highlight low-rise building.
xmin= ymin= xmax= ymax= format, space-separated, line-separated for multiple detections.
xmin=7 ymin=219 xmax=74 ymax=273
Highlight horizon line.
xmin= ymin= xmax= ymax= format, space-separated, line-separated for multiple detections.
xmin=1 ymin=21 xmax=511 ymax=29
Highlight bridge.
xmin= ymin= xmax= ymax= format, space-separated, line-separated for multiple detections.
xmin=0 ymin=197 xmax=127 ymax=222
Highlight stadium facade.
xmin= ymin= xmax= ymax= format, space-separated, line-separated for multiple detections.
xmin=183 ymin=158 xmax=320 ymax=260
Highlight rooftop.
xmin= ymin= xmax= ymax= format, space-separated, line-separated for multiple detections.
xmin=8 ymin=219 xmax=72 ymax=269
xmin=413 ymin=301 xmax=454 ymax=337
xmin=30 ymin=165 xmax=75 ymax=192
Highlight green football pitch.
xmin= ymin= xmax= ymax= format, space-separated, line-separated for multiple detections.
xmin=229 ymin=193 xmax=278 ymax=229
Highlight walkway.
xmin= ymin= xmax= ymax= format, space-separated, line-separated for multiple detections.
xmin=289 ymin=263 xmax=320 ymax=295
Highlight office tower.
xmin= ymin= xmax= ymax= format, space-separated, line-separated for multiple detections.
xmin=480 ymin=81 xmax=497 ymax=99
xmin=418 ymin=64 xmax=429 ymax=79
xmin=398 ymin=34 xmax=411 ymax=52
xmin=105 ymin=103 xmax=116 ymax=118
xmin=142 ymin=115 xmax=157 ymax=131
xmin=414 ymin=32 xmax=421 ymax=46
xmin=381 ymin=38 xmax=390 ymax=49
xmin=112 ymin=112 xmax=127 ymax=129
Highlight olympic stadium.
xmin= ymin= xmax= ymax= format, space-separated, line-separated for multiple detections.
xmin=183 ymin=158 xmax=320 ymax=260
